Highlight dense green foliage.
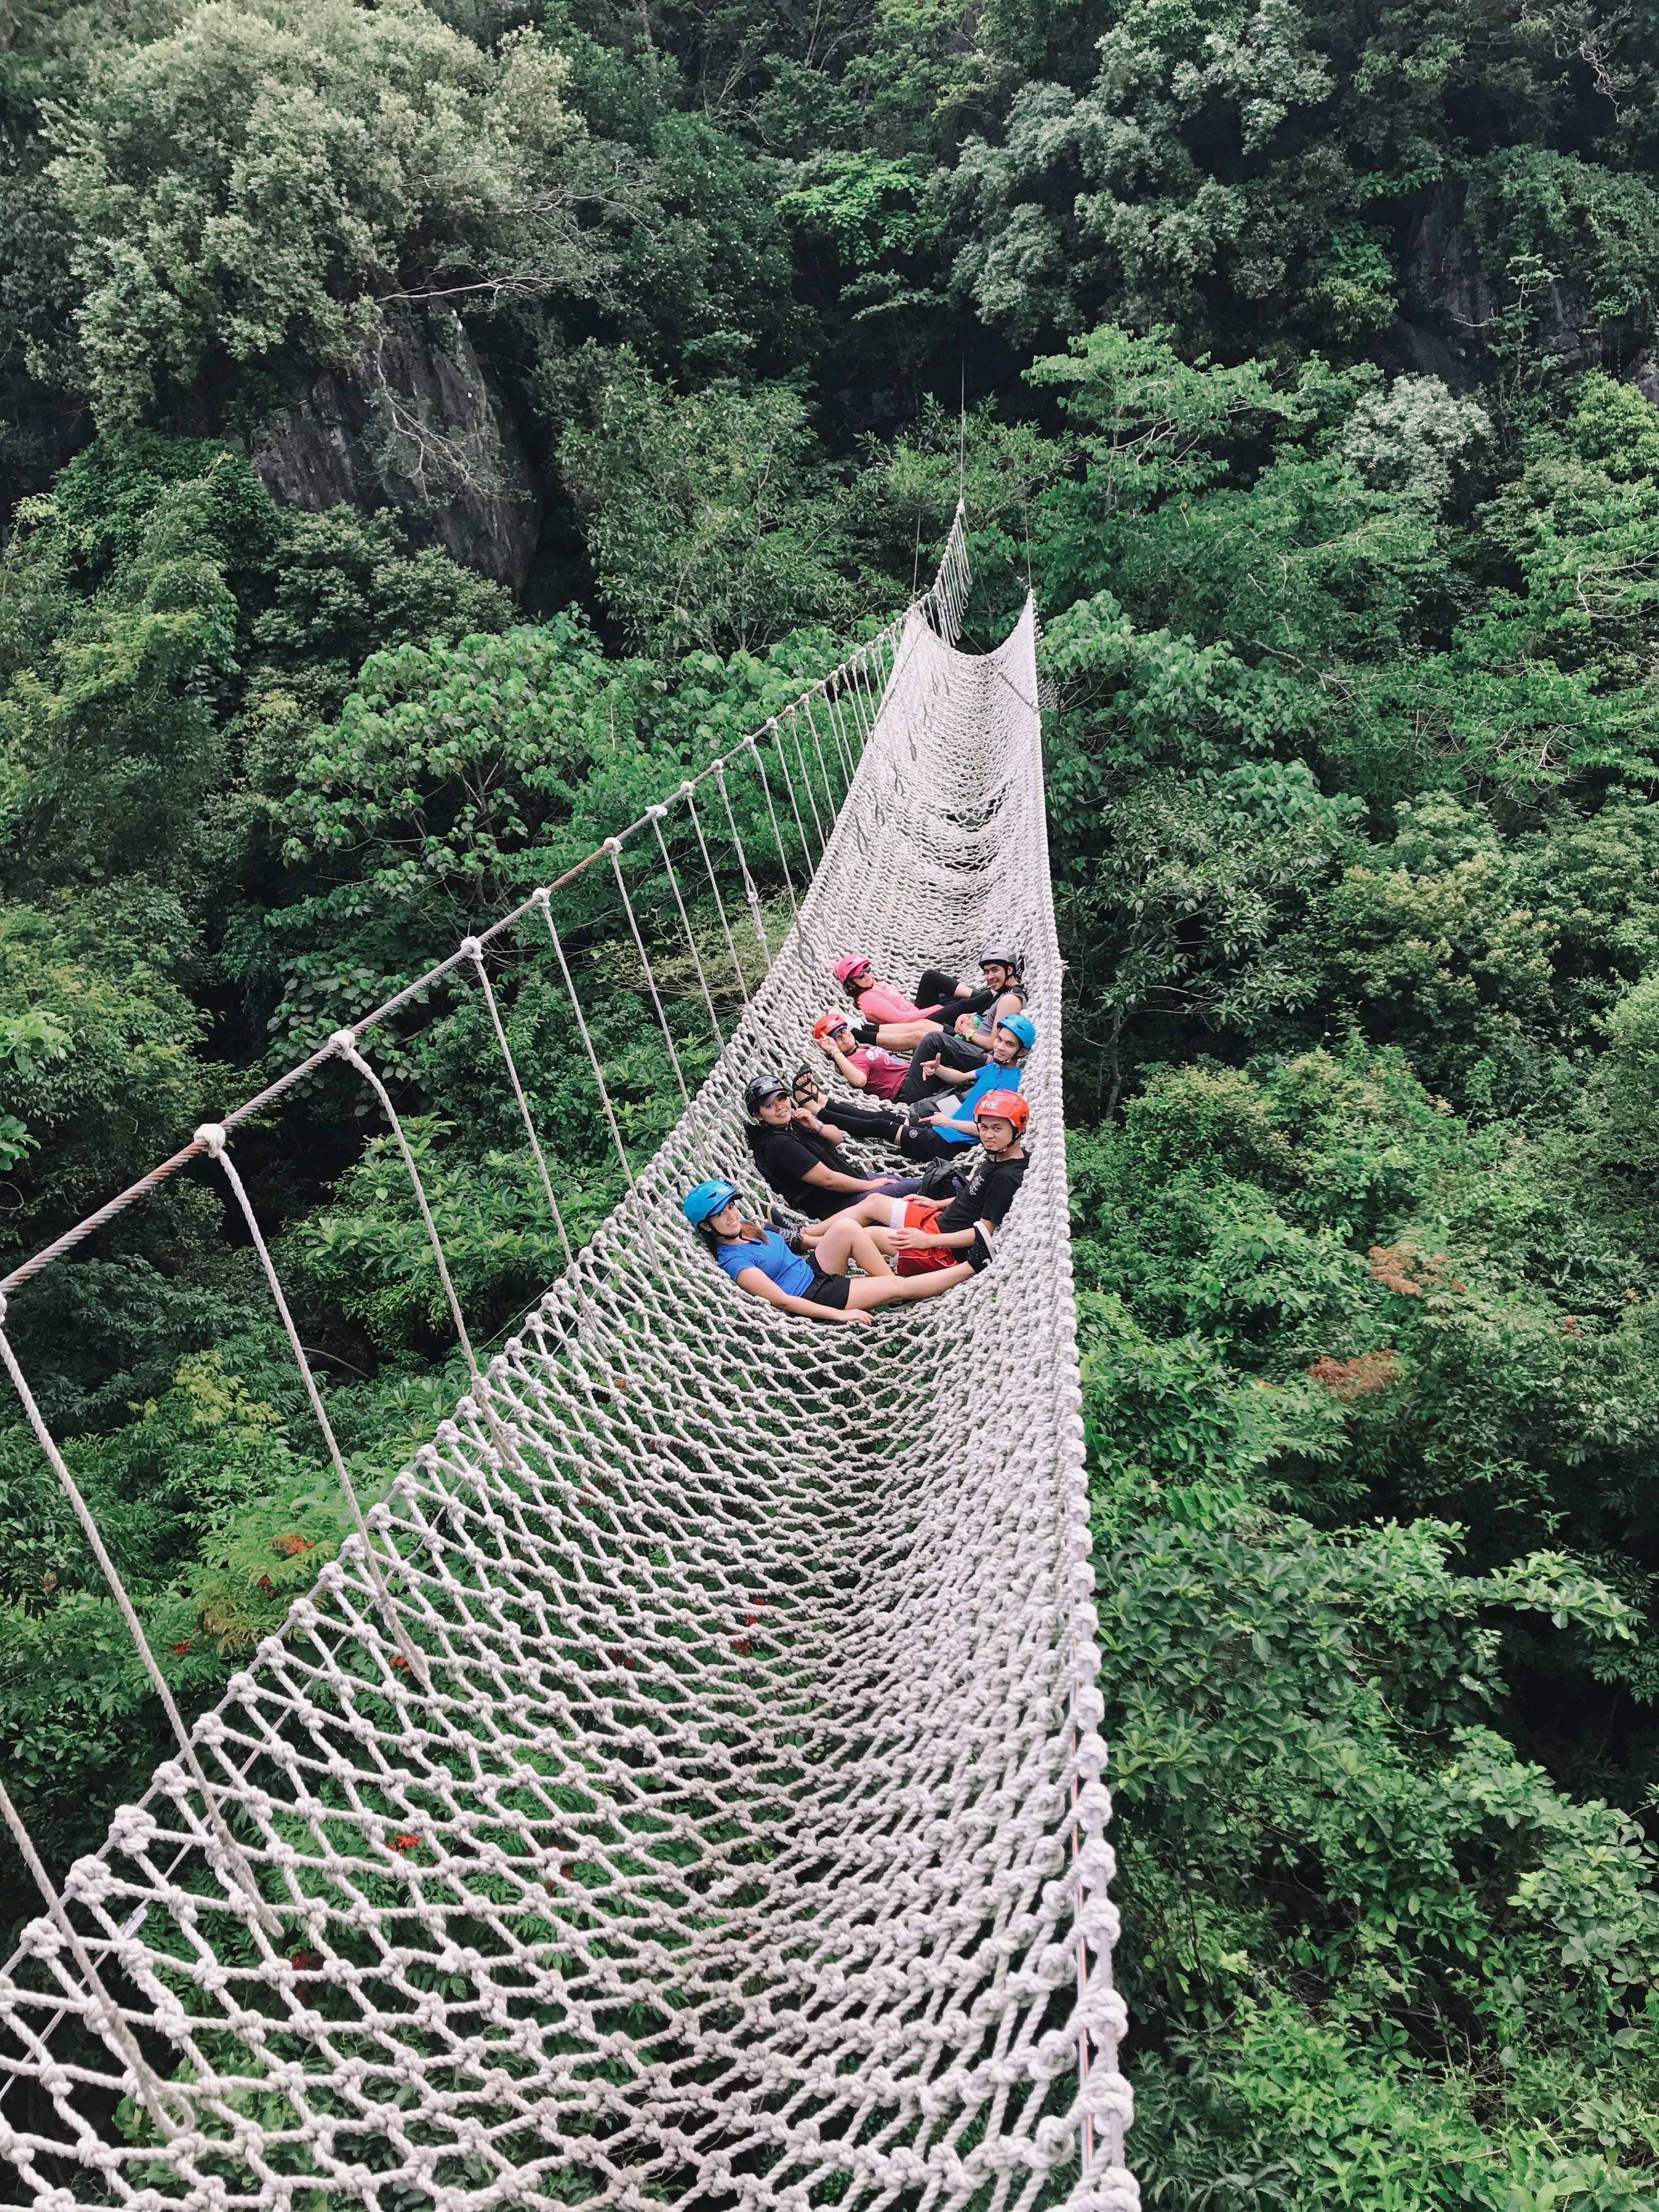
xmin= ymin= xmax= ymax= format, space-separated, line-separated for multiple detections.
xmin=5 ymin=0 xmax=1659 ymax=2196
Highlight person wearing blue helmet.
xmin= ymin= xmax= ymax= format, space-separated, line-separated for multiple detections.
xmin=681 ymin=1182 xmax=971 ymax=1322
xmin=898 ymin=1013 xmax=1034 ymax=1158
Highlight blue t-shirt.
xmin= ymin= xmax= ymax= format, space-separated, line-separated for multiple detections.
xmin=934 ymin=1062 xmax=1023 ymax=1146
xmin=712 ymin=1229 xmax=815 ymax=1297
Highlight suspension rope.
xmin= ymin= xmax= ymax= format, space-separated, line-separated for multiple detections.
xmin=648 ymin=806 xmax=726 ymax=1052
xmin=461 ymin=940 xmax=574 ymax=1272
xmin=195 ymin=1124 xmax=430 ymax=1681
xmin=801 ymin=694 xmax=844 ymax=813
xmin=746 ymin=732 xmax=798 ymax=917
xmin=606 ymin=842 xmax=693 ymax=1118
xmin=763 ymin=716 xmax=813 ymax=890
xmin=808 ymin=690 xmax=854 ymax=793
xmin=0 ymin=1308 xmax=276 ymax=1932
xmin=532 ymin=892 xmax=639 ymax=1201
xmin=714 ymin=762 xmax=771 ymax=970
xmin=681 ymin=783 xmax=750 ymax=1008
xmin=784 ymin=708 xmax=828 ymax=853
xmin=329 ymin=1031 xmax=490 ymax=1404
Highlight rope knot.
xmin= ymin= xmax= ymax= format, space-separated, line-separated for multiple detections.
xmin=459 ymin=936 xmax=483 ymax=960
xmin=678 ymin=780 xmax=696 ymax=798
xmin=531 ymin=886 xmax=551 ymax=908
xmin=193 ymin=1123 xmax=228 ymax=1159
xmin=646 ymin=805 xmax=667 ymax=822
xmin=603 ymin=837 xmax=622 ymax=854
xmin=328 ymin=1028 xmax=359 ymax=1058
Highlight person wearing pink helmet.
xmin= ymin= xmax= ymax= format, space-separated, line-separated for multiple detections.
xmin=828 ymin=953 xmax=946 ymax=1049
xmin=830 ymin=950 xmax=1026 ymax=1059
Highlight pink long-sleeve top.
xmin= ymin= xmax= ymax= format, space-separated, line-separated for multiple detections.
xmin=856 ymin=982 xmax=942 ymax=1023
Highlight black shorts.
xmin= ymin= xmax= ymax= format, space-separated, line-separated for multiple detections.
xmin=802 ymin=1270 xmax=851 ymax=1310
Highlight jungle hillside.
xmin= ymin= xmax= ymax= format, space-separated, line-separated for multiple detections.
xmin=5 ymin=0 xmax=1659 ymax=2199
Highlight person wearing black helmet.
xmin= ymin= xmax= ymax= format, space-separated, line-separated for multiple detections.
xmin=742 ymin=1074 xmax=920 ymax=1221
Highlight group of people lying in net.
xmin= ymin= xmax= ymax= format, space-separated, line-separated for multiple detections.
xmin=680 ymin=949 xmax=1034 ymax=1326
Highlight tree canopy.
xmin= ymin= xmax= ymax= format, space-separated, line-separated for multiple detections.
xmin=4 ymin=0 xmax=1659 ymax=2196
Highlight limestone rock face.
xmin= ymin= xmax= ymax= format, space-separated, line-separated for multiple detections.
xmin=1390 ymin=180 xmax=1648 ymax=394
xmin=251 ymin=307 xmax=540 ymax=592
xmin=1391 ymin=184 xmax=1492 ymax=392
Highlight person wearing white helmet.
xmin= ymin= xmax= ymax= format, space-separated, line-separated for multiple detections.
xmin=929 ymin=946 xmax=1027 ymax=1047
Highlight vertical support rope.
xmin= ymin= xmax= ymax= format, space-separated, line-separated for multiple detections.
xmin=329 ymin=1032 xmax=490 ymax=1401
xmin=714 ymin=763 xmax=771 ymax=971
xmin=804 ymin=695 xmax=840 ymax=819
xmin=650 ymin=809 xmax=726 ymax=1052
xmin=0 ymin=1308 xmax=276 ymax=1932
xmin=764 ymin=718 xmax=812 ymax=888
xmin=838 ymin=663 xmax=870 ymax=761
xmin=195 ymin=1125 xmax=429 ymax=1681
xmin=809 ymin=691 xmax=854 ymax=791
xmin=851 ymin=647 xmax=882 ymax=743
xmin=533 ymin=893 xmax=638 ymax=1200
xmin=461 ymin=940 xmax=574 ymax=1272
xmin=607 ymin=843 xmax=693 ymax=1118
xmin=747 ymin=733 xmax=798 ymax=917
xmin=820 ymin=682 xmax=855 ymax=782
xmin=785 ymin=710 xmax=828 ymax=853
xmin=682 ymin=784 xmax=750 ymax=1008
xmin=837 ymin=662 xmax=869 ymax=752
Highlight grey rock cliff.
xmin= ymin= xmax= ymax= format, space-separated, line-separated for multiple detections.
xmin=251 ymin=307 xmax=540 ymax=592
xmin=1389 ymin=180 xmax=1648 ymax=394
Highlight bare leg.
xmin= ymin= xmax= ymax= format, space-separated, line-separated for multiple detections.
xmin=845 ymin=1261 xmax=973 ymax=1309
xmin=812 ymin=1218 xmax=896 ymax=1277
xmin=828 ymin=1193 xmax=909 ymax=1232
xmin=872 ymin=1019 xmax=947 ymax=1052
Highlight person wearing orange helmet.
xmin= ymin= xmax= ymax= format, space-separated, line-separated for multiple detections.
xmin=828 ymin=1090 xmax=1030 ymax=1276
xmin=812 ymin=1008 xmax=910 ymax=1101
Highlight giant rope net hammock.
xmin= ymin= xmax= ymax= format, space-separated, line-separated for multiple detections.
xmin=0 ymin=517 xmax=1134 ymax=2212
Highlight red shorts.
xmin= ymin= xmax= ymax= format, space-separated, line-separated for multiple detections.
xmin=888 ymin=1198 xmax=956 ymax=1277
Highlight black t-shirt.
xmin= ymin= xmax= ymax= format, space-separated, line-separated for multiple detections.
xmin=746 ymin=1121 xmax=851 ymax=1220
xmin=935 ymin=1154 xmax=1026 ymax=1265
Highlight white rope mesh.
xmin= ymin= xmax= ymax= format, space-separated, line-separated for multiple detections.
xmin=0 ymin=571 xmax=1133 ymax=2212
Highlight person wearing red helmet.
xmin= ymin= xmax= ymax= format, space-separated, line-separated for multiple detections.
xmin=812 ymin=1008 xmax=911 ymax=1101
xmin=830 ymin=1090 xmax=1030 ymax=1275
